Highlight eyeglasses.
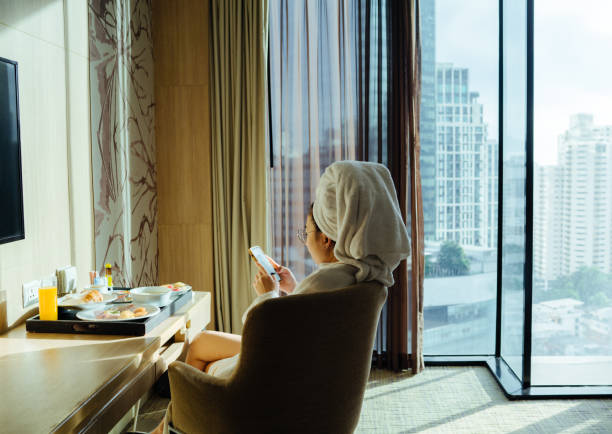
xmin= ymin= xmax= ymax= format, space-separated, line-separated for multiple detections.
xmin=296 ymin=227 xmax=316 ymax=244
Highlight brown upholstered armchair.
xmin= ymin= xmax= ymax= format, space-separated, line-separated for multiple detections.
xmin=167 ymin=281 xmax=387 ymax=434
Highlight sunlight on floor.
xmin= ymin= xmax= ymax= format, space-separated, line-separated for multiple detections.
xmin=356 ymin=366 xmax=612 ymax=433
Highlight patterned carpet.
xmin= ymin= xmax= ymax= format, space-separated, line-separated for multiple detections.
xmin=126 ymin=366 xmax=612 ymax=433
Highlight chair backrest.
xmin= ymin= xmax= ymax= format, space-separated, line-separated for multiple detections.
xmin=228 ymin=281 xmax=387 ymax=434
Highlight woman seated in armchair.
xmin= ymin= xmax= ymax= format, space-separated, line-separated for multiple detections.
xmin=152 ymin=160 xmax=410 ymax=433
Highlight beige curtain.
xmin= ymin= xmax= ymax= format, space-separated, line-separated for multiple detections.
xmin=209 ymin=0 xmax=269 ymax=333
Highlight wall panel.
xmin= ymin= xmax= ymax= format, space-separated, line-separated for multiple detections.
xmin=153 ymin=0 xmax=214 ymax=323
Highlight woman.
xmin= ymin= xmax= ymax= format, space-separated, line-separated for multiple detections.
xmin=153 ymin=161 xmax=410 ymax=433
xmin=185 ymin=160 xmax=410 ymax=376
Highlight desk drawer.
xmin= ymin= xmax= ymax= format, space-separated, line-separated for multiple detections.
xmin=156 ymin=342 xmax=185 ymax=375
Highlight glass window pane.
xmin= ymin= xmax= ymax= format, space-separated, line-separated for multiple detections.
xmin=421 ymin=0 xmax=498 ymax=355
xmin=532 ymin=0 xmax=612 ymax=386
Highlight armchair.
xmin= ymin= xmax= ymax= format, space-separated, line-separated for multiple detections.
xmin=167 ymin=281 xmax=387 ymax=433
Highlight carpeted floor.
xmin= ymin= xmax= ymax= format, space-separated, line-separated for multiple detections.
xmin=125 ymin=366 xmax=612 ymax=433
xmin=358 ymin=367 xmax=612 ymax=433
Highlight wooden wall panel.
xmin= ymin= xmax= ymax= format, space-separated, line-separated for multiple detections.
xmin=158 ymin=224 xmax=213 ymax=295
xmin=156 ymin=86 xmax=211 ymax=226
xmin=153 ymin=0 xmax=214 ymax=326
xmin=153 ymin=0 xmax=208 ymax=86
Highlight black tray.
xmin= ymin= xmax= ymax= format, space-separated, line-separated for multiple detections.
xmin=25 ymin=289 xmax=193 ymax=336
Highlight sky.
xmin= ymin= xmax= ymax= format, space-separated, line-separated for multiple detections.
xmin=434 ymin=0 xmax=612 ymax=165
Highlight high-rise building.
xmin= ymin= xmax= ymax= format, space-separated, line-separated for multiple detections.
xmin=557 ymin=114 xmax=612 ymax=276
xmin=535 ymin=114 xmax=612 ymax=283
xmin=435 ymin=63 xmax=497 ymax=248
xmin=420 ymin=0 xmax=436 ymax=241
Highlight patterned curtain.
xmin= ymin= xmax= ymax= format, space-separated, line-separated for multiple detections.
xmin=88 ymin=0 xmax=157 ymax=287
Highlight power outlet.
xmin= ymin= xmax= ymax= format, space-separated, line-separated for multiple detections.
xmin=23 ymin=280 xmax=40 ymax=308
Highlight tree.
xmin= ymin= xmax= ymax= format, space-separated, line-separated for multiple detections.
xmin=590 ymin=291 xmax=610 ymax=308
xmin=425 ymin=255 xmax=433 ymax=276
xmin=539 ymin=266 xmax=612 ymax=307
xmin=437 ymin=241 xmax=470 ymax=276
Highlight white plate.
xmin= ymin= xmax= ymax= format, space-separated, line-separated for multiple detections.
xmin=76 ymin=303 xmax=160 ymax=322
xmin=58 ymin=292 xmax=117 ymax=310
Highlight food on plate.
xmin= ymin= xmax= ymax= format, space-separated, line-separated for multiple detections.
xmin=120 ymin=310 xmax=135 ymax=319
xmin=114 ymin=291 xmax=132 ymax=302
xmin=95 ymin=304 xmax=149 ymax=320
xmin=83 ymin=289 xmax=103 ymax=303
xmin=163 ymin=282 xmax=189 ymax=292
xmin=133 ymin=307 xmax=147 ymax=316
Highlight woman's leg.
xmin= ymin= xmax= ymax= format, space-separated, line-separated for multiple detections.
xmin=151 ymin=331 xmax=241 ymax=434
xmin=185 ymin=330 xmax=241 ymax=372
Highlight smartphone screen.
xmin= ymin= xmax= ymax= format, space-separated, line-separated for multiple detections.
xmin=249 ymin=246 xmax=281 ymax=282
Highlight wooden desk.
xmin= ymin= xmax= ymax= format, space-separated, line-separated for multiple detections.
xmin=0 ymin=292 xmax=210 ymax=434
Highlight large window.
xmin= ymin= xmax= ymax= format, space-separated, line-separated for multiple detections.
xmin=532 ymin=0 xmax=612 ymax=386
xmin=421 ymin=0 xmax=499 ymax=356
xmin=422 ymin=0 xmax=612 ymax=393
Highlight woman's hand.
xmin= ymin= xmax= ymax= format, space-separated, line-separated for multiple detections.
xmin=252 ymin=262 xmax=278 ymax=295
xmin=266 ymin=256 xmax=297 ymax=294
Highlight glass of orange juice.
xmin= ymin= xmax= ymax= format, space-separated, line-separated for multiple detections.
xmin=39 ymin=276 xmax=58 ymax=321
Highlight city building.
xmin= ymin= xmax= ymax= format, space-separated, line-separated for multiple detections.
xmin=558 ymin=114 xmax=612 ymax=276
xmin=535 ymin=114 xmax=612 ymax=282
xmin=434 ymin=63 xmax=497 ymax=248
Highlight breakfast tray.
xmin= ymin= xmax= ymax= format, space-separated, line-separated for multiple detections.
xmin=25 ymin=288 xmax=193 ymax=336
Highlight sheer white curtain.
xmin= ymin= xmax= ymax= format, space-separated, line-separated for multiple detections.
xmin=268 ymin=0 xmax=359 ymax=280
xmin=268 ymin=0 xmax=423 ymax=373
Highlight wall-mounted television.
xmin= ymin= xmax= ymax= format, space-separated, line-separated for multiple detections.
xmin=0 ymin=57 xmax=25 ymax=245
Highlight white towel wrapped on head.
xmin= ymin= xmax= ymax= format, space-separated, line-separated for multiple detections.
xmin=313 ymin=161 xmax=411 ymax=287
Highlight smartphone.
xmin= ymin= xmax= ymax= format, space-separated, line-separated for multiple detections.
xmin=248 ymin=246 xmax=281 ymax=282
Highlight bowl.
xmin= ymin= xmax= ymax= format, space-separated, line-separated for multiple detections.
xmin=130 ymin=286 xmax=173 ymax=307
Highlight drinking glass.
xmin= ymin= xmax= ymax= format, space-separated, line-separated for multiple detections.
xmin=39 ymin=276 xmax=58 ymax=321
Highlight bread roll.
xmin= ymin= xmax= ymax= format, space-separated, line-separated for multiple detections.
xmin=83 ymin=290 xmax=103 ymax=303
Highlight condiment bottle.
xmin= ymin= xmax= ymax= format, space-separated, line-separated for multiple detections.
xmin=105 ymin=263 xmax=113 ymax=287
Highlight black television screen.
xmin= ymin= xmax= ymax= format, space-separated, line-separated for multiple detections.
xmin=0 ymin=57 xmax=25 ymax=244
